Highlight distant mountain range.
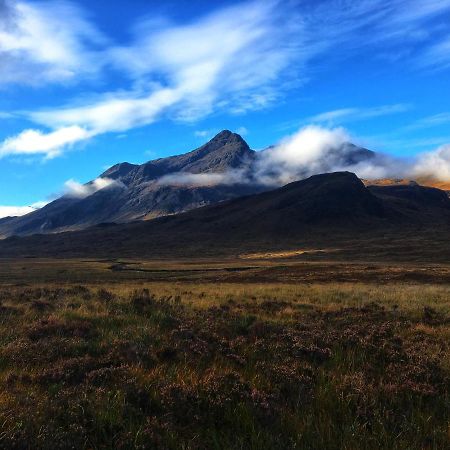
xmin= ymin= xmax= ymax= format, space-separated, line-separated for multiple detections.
xmin=0 ymin=130 xmax=376 ymax=238
xmin=0 ymin=130 xmax=448 ymax=242
xmin=1 ymin=171 xmax=449 ymax=259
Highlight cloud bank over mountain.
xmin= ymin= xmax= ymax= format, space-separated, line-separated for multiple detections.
xmin=158 ymin=126 xmax=450 ymax=189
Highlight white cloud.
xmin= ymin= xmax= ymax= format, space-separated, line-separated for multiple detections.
xmin=32 ymin=88 xmax=182 ymax=134
xmin=419 ymin=35 xmax=450 ymax=70
xmin=194 ymin=130 xmax=213 ymax=138
xmin=2 ymin=0 xmax=449 ymax=92
xmin=64 ymin=177 xmax=125 ymax=198
xmin=0 ymin=111 xmax=14 ymax=119
xmin=0 ymin=0 xmax=303 ymax=158
xmin=0 ymin=205 xmax=35 ymax=218
xmin=0 ymin=126 xmax=92 ymax=159
xmin=159 ymin=126 xmax=404 ymax=188
xmin=0 ymin=0 xmax=105 ymax=85
xmin=254 ymin=126 xmax=450 ymax=183
xmin=307 ymin=104 xmax=411 ymax=125
xmin=30 ymin=200 xmax=50 ymax=209
xmin=0 ymin=199 xmax=49 ymax=219
xmin=400 ymin=112 xmax=450 ymax=132
xmin=1 ymin=0 xmax=450 ymax=161
xmin=28 ymin=1 xmax=301 ymax=131
xmin=162 ymin=125 xmax=450 ymax=188
xmin=157 ymin=170 xmax=247 ymax=187
xmin=254 ymin=126 xmax=353 ymax=185
xmin=236 ymin=126 xmax=249 ymax=136
xmin=413 ymin=144 xmax=450 ymax=180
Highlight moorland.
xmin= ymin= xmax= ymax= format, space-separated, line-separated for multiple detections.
xmin=0 ymin=257 xmax=448 ymax=449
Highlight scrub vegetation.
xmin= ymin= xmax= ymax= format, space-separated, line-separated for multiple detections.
xmin=0 ymin=263 xmax=448 ymax=449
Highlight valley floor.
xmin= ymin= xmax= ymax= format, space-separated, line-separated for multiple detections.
xmin=0 ymin=258 xmax=448 ymax=449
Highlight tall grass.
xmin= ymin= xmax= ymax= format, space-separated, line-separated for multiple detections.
xmin=0 ymin=282 xmax=447 ymax=449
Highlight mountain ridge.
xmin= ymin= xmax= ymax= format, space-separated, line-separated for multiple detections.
xmin=2 ymin=130 xmax=373 ymax=238
xmin=1 ymin=171 xmax=449 ymax=258
xmin=1 ymin=130 xmax=448 ymax=239
xmin=0 ymin=130 xmax=261 ymax=237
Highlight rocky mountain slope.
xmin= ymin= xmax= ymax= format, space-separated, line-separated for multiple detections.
xmin=1 ymin=129 xmax=446 ymax=239
xmin=1 ymin=171 xmax=449 ymax=258
xmin=0 ymin=130 xmax=376 ymax=238
xmin=0 ymin=131 xmax=261 ymax=237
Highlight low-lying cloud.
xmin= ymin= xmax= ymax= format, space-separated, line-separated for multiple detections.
xmin=0 ymin=200 xmax=49 ymax=219
xmin=0 ymin=177 xmax=125 ymax=219
xmin=413 ymin=144 xmax=450 ymax=180
xmin=157 ymin=170 xmax=248 ymax=188
xmin=258 ymin=126 xmax=450 ymax=183
xmin=0 ymin=205 xmax=35 ymax=219
xmin=157 ymin=126 xmax=450 ymax=189
xmin=254 ymin=126 xmax=411 ymax=183
xmin=64 ymin=177 xmax=125 ymax=198
xmin=3 ymin=125 xmax=449 ymax=219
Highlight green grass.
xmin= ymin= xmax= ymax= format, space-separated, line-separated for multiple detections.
xmin=0 ymin=279 xmax=448 ymax=449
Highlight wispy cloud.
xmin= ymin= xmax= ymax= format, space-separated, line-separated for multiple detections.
xmin=0 ymin=111 xmax=15 ymax=119
xmin=307 ymin=104 xmax=411 ymax=125
xmin=2 ymin=0 xmax=302 ymax=158
xmin=416 ymin=33 xmax=450 ymax=71
xmin=0 ymin=205 xmax=35 ymax=219
xmin=194 ymin=129 xmax=216 ymax=139
xmin=157 ymin=171 xmax=247 ymax=187
xmin=1 ymin=0 xmax=450 ymax=160
xmin=0 ymin=0 xmax=105 ymax=85
xmin=400 ymin=112 xmax=450 ymax=132
xmin=278 ymin=104 xmax=411 ymax=132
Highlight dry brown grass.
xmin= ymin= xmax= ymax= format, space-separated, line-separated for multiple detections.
xmin=0 ymin=260 xmax=448 ymax=449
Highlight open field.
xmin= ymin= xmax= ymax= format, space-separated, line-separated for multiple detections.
xmin=1 ymin=257 xmax=450 ymax=285
xmin=0 ymin=258 xmax=448 ymax=449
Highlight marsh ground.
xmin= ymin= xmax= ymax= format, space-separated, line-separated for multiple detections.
xmin=0 ymin=258 xmax=448 ymax=449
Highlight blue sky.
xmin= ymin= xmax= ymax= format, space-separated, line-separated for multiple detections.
xmin=1 ymin=0 xmax=450 ymax=216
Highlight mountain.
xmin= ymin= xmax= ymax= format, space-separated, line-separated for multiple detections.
xmin=1 ymin=172 xmax=449 ymax=259
xmin=1 ymin=130 xmax=445 ymax=239
xmin=0 ymin=130 xmax=262 ymax=238
xmin=0 ymin=217 xmax=16 ymax=226
xmin=103 ymin=129 xmax=255 ymax=179
xmin=0 ymin=130 xmax=378 ymax=238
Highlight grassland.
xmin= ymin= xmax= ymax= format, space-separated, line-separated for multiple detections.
xmin=0 ymin=258 xmax=448 ymax=449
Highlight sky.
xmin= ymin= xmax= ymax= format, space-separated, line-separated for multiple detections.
xmin=1 ymin=0 xmax=450 ymax=216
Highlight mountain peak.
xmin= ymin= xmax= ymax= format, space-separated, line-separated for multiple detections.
xmin=213 ymin=129 xmax=233 ymax=139
xmin=101 ymin=162 xmax=137 ymax=180
xmin=209 ymin=130 xmax=246 ymax=145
